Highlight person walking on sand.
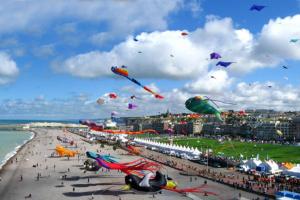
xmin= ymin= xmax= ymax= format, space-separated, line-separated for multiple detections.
xmin=20 ymin=175 xmax=23 ymax=181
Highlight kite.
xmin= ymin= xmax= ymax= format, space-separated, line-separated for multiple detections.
xmin=128 ymin=103 xmax=138 ymax=109
xmin=210 ymin=52 xmax=221 ymax=60
xmin=84 ymin=159 xmax=100 ymax=171
xmin=81 ymin=120 xmax=157 ymax=135
xmin=268 ymin=85 xmax=272 ymax=88
xmin=216 ymin=61 xmax=234 ymax=67
xmin=123 ymin=171 xmax=218 ymax=195
xmin=96 ymin=98 xmax=105 ymax=105
xmin=181 ymin=32 xmax=188 ymax=36
xmin=86 ymin=152 xmax=161 ymax=174
xmin=250 ymin=4 xmax=266 ymax=11
xmin=170 ymin=54 xmax=174 ymax=57
xmin=282 ymin=66 xmax=288 ymax=69
xmin=210 ymin=76 xmax=216 ymax=79
xmin=185 ymin=96 xmax=223 ymax=121
xmin=101 ymin=129 xmax=158 ymax=135
xmin=138 ymin=51 xmax=142 ymax=53
xmin=276 ymin=130 xmax=283 ymax=136
xmin=124 ymin=171 xmax=169 ymax=192
xmin=126 ymin=145 xmax=141 ymax=155
xmin=133 ymin=38 xmax=138 ymax=42
xmin=108 ymin=93 xmax=117 ymax=99
xmin=130 ymin=95 xmax=141 ymax=100
xmin=111 ymin=66 xmax=164 ymax=99
xmin=55 ymin=145 xmax=78 ymax=157
xmin=79 ymin=120 xmax=104 ymax=131
xmin=290 ymin=39 xmax=299 ymax=43
xmin=57 ymin=136 xmax=74 ymax=146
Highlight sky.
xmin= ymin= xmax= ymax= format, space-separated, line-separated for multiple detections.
xmin=0 ymin=0 xmax=300 ymax=119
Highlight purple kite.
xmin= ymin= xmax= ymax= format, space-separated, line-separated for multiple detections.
xmin=250 ymin=5 xmax=266 ymax=11
xmin=210 ymin=52 xmax=221 ymax=60
xmin=128 ymin=103 xmax=138 ymax=109
xmin=216 ymin=61 xmax=234 ymax=68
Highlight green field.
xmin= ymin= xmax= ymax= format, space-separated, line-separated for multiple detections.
xmin=156 ymin=137 xmax=300 ymax=163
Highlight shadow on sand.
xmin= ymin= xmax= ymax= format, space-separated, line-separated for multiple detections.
xmin=64 ymin=175 xmax=122 ymax=181
xmin=71 ymin=182 xmax=124 ymax=187
xmin=63 ymin=189 xmax=135 ymax=197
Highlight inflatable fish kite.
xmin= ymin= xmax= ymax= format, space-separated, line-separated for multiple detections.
xmin=185 ymin=96 xmax=223 ymax=121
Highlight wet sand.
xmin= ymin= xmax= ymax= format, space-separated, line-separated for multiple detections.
xmin=0 ymin=129 xmax=264 ymax=200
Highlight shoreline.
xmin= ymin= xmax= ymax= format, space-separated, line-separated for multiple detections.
xmin=0 ymin=130 xmax=36 ymax=173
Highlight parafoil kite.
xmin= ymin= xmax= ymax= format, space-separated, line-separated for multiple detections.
xmin=216 ymin=61 xmax=234 ymax=67
xmin=96 ymin=98 xmax=105 ymax=105
xmin=111 ymin=66 xmax=164 ymax=99
xmin=250 ymin=4 xmax=266 ymax=11
xmin=282 ymin=65 xmax=288 ymax=69
xmin=181 ymin=32 xmax=188 ymax=36
xmin=290 ymin=39 xmax=299 ymax=43
xmin=128 ymin=103 xmax=138 ymax=109
xmin=108 ymin=93 xmax=117 ymax=99
xmin=210 ymin=52 xmax=221 ymax=59
xmin=185 ymin=96 xmax=223 ymax=121
xmin=133 ymin=38 xmax=138 ymax=42
xmin=210 ymin=76 xmax=216 ymax=79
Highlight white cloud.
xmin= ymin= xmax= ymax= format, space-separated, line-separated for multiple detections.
xmin=33 ymin=44 xmax=55 ymax=57
xmin=0 ymin=0 xmax=181 ymax=35
xmin=184 ymin=70 xmax=234 ymax=94
xmin=0 ymin=52 xmax=19 ymax=85
xmin=59 ymin=14 xmax=300 ymax=80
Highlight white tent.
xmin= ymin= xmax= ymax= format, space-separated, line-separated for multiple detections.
xmin=244 ymin=158 xmax=262 ymax=170
xmin=257 ymin=160 xmax=280 ymax=174
xmin=283 ymin=164 xmax=300 ymax=178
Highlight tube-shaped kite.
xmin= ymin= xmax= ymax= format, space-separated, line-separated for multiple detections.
xmin=111 ymin=66 xmax=164 ymax=99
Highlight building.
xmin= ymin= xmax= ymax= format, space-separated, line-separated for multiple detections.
xmin=174 ymin=122 xmax=202 ymax=135
xmin=289 ymin=116 xmax=300 ymax=141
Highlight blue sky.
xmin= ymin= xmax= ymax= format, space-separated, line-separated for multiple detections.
xmin=0 ymin=0 xmax=300 ymax=119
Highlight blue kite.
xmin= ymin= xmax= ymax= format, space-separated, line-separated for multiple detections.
xmin=216 ymin=61 xmax=234 ymax=68
xmin=250 ymin=4 xmax=266 ymax=11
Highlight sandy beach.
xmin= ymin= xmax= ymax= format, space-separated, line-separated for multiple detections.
xmin=0 ymin=129 xmax=264 ymax=200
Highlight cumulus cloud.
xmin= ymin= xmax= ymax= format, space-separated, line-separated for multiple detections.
xmin=0 ymin=52 xmax=19 ymax=85
xmin=0 ymin=0 xmax=181 ymax=35
xmin=58 ymin=15 xmax=300 ymax=80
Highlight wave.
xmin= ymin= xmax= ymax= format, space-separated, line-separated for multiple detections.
xmin=0 ymin=131 xmax=35 ymax=170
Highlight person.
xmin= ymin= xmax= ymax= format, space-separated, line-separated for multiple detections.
xmin=68 ymin=168 xmax=70 ymax=172
xmin=20 ymin=175 xmax=23 ymax=181
xmin=73 ymin=187 xmax=75 ymax=192
xmin=88 ymin=178 xmax=90 ymax=183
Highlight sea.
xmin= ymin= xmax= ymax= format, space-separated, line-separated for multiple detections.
xmin=0 ymin=130 xmax=34 ymax=170
xmin=0 ymin=119 xmax=78 ymax=170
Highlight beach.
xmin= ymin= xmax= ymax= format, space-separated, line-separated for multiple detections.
xmin=0 ymin=129 xmax=264 ymax=200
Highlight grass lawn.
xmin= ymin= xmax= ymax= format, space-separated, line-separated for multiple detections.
xmin=157 ymin=137 xmax=300 ymax=163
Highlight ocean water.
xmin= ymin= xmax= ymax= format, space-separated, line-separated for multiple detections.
xmin=0 ymin=131 xmax=34 ymax=169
